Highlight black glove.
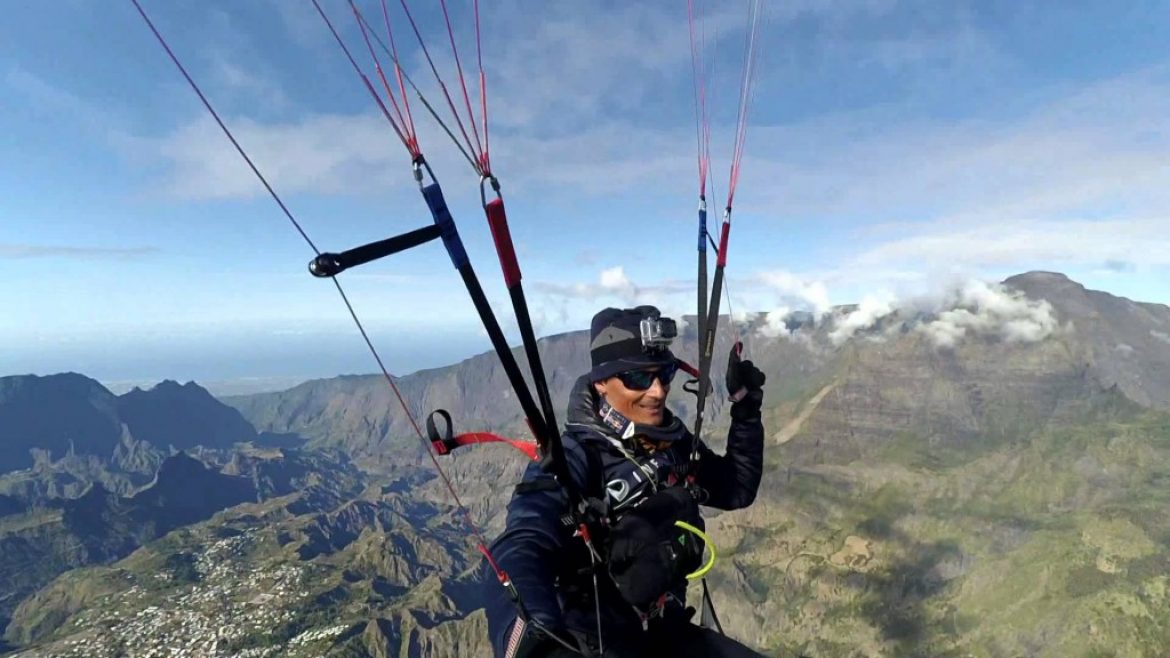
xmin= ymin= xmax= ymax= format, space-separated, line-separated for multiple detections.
xmin=725 ymin=342 xmax=765 ymax=402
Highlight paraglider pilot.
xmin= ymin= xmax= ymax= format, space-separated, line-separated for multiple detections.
xmin=485 ymin=305 xmax=767 ymax=657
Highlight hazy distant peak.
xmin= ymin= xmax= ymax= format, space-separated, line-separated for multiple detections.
xmin=127 ymin=379 xmax=212 ymax=397
xmin=1002 ymin=271 xmax=1086 ymax=297
xmin=1005 ymin=270 xmax=1072 ymax=283
xmin=0 ymin=372 xmax=113 ymax=396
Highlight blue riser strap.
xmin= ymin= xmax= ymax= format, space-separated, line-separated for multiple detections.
xmin=698 ymin=207 xmax=708 ymax=253
xmin=422 ymin=182 xmax=469 ymax=270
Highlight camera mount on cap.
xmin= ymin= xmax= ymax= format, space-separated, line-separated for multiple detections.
xmin=637 ymin=306 xmax=677 ymax=352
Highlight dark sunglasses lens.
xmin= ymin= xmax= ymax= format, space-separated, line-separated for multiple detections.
xmin=619 ymin=370 xmax=655 ymax=390
xmin=619 ymin=364 xmax=678 ymax=390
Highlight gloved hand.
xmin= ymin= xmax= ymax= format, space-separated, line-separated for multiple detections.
xmin=509 ymin=621 xmax=595 ymax=658
xmin=725 ymin=342 xmax=765 ymax=402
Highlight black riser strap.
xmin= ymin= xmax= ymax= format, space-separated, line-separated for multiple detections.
xmin=510 ymin=284 xmax=560 ymax=439
xmin=417 ymin=182 xmax=583 ymax=508
xmin=690 ymin=260 xmax=726 ymax=459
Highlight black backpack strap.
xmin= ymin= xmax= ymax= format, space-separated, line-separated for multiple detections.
xmin=581 ymin=440 xmax=606 ymax=502
xmin=558 ymin=440 xmax=611 ymax=534
xmin=514 ymin=478 xmax=560 ymax=495
xmin=516 ymin=440 xmax=609 ymax=528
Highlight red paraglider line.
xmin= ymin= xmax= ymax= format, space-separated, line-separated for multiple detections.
xmin=688 ymin=0 xmax=711 ymax=197
xmin=439 ymin=0 xmax=485 ymax=171
xmin=350 ymin=0 xmax=417 ymax=155
xmin=380 ymin=0 xmax=418 ymax=151
xmin=474 ymin=0 xmax=490 ymax=172
xmin=727 ymin=0 xmax=764 ymax=208
xmin=397 ymin=0 xmax=482 ymax=172
xmin=311 ymin=0 xmax=417 ymax=158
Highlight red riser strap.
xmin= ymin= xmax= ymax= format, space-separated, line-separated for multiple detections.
xmin=486 ymin=199 xmax=522 ymax=287
xmin=716 ymin=221 xmax=731 ymax=267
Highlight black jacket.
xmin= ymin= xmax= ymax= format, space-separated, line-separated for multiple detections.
xmin=484 ymin=375 xmax=765 ymax=656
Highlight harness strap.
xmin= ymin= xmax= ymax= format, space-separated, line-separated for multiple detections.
xmin=426 ymin=409 xmax=539 ymax=461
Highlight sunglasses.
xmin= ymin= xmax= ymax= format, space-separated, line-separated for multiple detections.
xmin=615 ymin=363 xmax=679 ymax=391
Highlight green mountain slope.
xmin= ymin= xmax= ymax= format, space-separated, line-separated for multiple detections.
xmin=4 ymin=464 xmax=490 ymax=658
xmin=6 ymin=272 xmax=1170 ymax=657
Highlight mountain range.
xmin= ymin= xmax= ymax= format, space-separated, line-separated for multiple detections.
xmin=0 ymin=376 xmax=259 ymax=475
xmin=2 ymin=271 xmax=1170 ymax=657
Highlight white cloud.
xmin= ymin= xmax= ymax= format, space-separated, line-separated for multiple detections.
xmin=851 ymin=218 xmax=1170 ymax=273
xmin=6 ymin=65 xmax=81 ymax=111
xmin=1152 ymin=330 xmax=1170 ymax=345
xmin=5 ymin=64 xmax=123 ymax=136
xmin=916 ymin=279 xmax=1059 ymax=348
xmin=731 ymin=309 xmax=755 ymax=324
xmin=600 ymin=266 xmax=635 ymax=295
xmin=123 ymin=105 xmax=694 ymax=201
xmin=743 ymin=275 xmax=1061 ymax=349
xmin=757 ymin=270 xmax=833 ymax=317
xmin=120 ymin=4 xmax=1170 ymax=241
xmin=535 ymin=266 xmax=691 ymax=304
xmin=0 ymin=244 xmax=159 ymax=260
xmin=750 ymin=271 xmax=834 ymax=340
xmin=124 ymin=113 xmax=407 ymax=200
xmin=109 ymin=0 xmax=748 ymax=202
xmin=265 ymin=0 xmax=331 ymax=50
xmin=473 ymin=0 xmax=745 ymax=132
xmin=736 ymin=65 xmax=1170 ymax=219
xmin=204 ymin=50 xmax=291 ymax=112
xmin=529 ymin=267 xmax=698 ymax=339
xmin=828 ymin=295 xmax=896 ymax=346
xmin=757 ymin=306 xmax=793 ymax=338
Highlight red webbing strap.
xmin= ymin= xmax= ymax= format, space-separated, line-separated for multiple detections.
xmin=433 ymin=432 xmax=539 ymax=461
xmin=716 ymin=220 xmax=731 ymax=267
xmin=485 ymin=199 xmax=522 ymax=287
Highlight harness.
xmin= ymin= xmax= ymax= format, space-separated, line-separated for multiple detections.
xmin=549 ymin=436 xmax=710 ymax=631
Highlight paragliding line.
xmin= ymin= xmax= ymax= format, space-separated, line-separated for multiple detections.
xmin=127 ymin=2 xmax=539 ymax=632
xmin=689 ymin=0 xmax=765 ymax=471
xmin=352 ymin=6 xmax=479 ymax=175
xmin=396 ymin=0 xmax=482 ymax=170
xmin=128 ymin=0 xmax=320 ymax=255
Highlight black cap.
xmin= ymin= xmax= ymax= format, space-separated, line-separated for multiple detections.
xmin=589 ymin=306 xmax=676 ymax=382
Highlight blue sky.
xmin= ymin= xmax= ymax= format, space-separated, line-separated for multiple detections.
xmin=3 ymin=0 xmax=1170 ymax=391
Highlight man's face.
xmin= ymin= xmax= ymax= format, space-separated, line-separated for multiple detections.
xmin=593 ymin=366 xmax=671 ymax=426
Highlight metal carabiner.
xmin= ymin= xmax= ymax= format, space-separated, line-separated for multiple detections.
xmin=412 ymin=156 xmax=437 ymax=189
xmin=479 ymin=173 xmax=502 ymax=208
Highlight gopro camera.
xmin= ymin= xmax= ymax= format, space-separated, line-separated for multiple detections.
xmin=639 ymin=314 xmax=677 ymax=351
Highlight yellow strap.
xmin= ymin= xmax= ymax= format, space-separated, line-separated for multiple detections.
xmin=674 ymin=520 xmax=717 ymax=580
